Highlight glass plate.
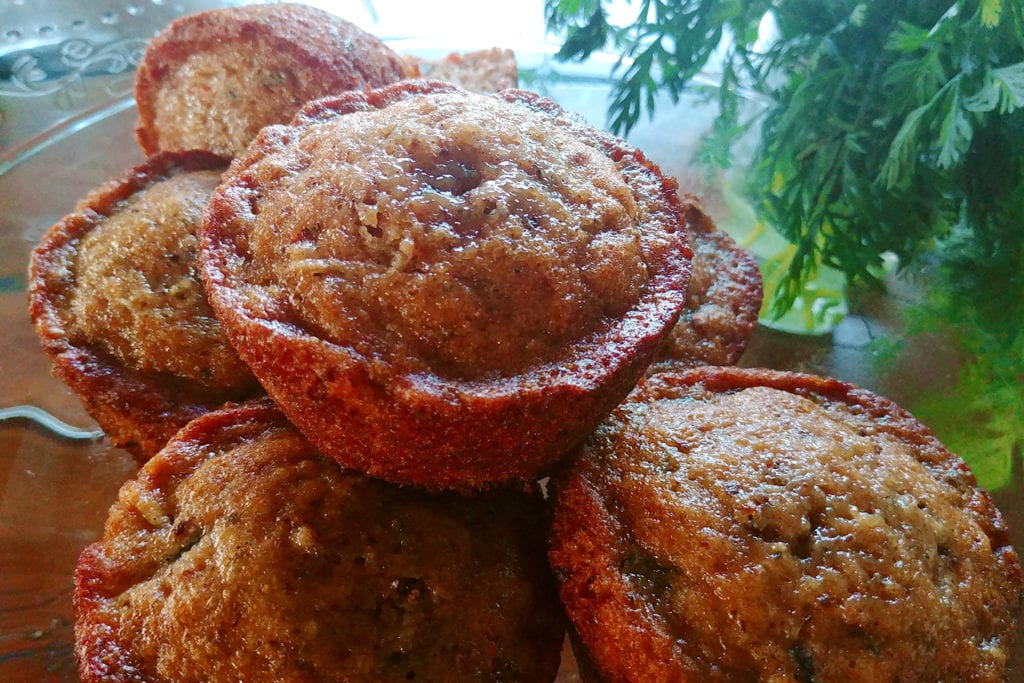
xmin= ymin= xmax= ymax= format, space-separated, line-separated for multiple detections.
xmin=2 ymin=1 xmax=1021 ymax=681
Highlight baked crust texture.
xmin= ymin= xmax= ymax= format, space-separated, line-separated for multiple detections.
xmin=412 ymin=48 xmax=519 ymax=93
xmin=650 ymin=194 xmax=762 ymax=370
xmin=549 ymin=366 xmax=1023 ymax=682
xmin=29 ymin=151 xmax=261 ymax=460
xmin=200 ymin=80 xmax=692 ymax=490
xmin=74 ymin=400 xmax=564 ymax=682
xmin=134 ymin=2 xmax=416 ymax=157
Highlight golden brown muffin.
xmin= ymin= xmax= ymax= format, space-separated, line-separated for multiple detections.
xmin=74 ymin=400 xmax=565 ymax=682
xmin=134 ymin=3 xmax=417 ymax=158
xmin=200 ymin=80 xmax=692 ymax=490
xmin=650 ymin=195 xmax=762 ymax=370
xmin=549 ymin=366 xmax=1022 ymax=682
xmin=412 ymin=48 xmax=518 ymax=93
xmin=29 ymin=151 xmax=261 ymax=460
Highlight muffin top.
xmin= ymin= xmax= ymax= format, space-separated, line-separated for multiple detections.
xmin=413 ymin=48 xmax=519 ymax=94
xmin=652 ymin=195 xmax=762 ymax=370
xmin=200 ymin=80 xmax=689 ymax=489
xmin=135 ymin=2 xmax=416 ymax=157
xmin=210 ymin=85 xmax=663 ymax=380
xmin=29 ymin=151 xmax=261 ymax=458
xmin=65 ymin=168 xmax=249 ymax=388
xmin=549 ymin=367 xmax=1022 ymax=681
xmin=647 ymin=194 xmax=761 ymax=370
xmin=75 ymin=401 xmax=564 ymax=682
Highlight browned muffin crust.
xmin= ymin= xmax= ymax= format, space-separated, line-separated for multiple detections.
xmin=412 ymin=48 xmax=518 ymax=93
xmin=650 ymin=195 xmax=762 ymax=370
xmin=134 ymin=3 xmax=416 ymax=157
xmin=29 ymin=151 xmax=261 ymax=460
xmin=549 ymin=366 xmax=1022 ymax=682
xmin=200 ymin=80 xmax=692 ymax=490
xmin=74 ymin=400 xmax=564 ymax=682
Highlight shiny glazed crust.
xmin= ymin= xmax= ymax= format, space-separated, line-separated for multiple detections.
xmin=74 ymin=400 xmax=564 ymax=682
xmin=200 ymin=80 xmax=692 ymax=490
xmin=134 ymin=3 xmax=416 ymax=157
xmin=28 ymin=151 xmax=261 ymax=460
xmin=549 ymin=366 xmax=1023 ymax=682
xmin=650 ymin=195 xmax=762 ymax=370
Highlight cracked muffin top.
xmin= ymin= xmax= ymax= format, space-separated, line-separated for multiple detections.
xmin=549 ymin=366 xmax=1022 ymax=682
xmin=200 ymin=81 xmax=691 ymax=489
xmin=74 ymin=400 xmax=564 ymax=682
xmin=134 ymin=3 xmax=416 ymax=157
xmin=29 ymin=151 xmax=260 ymax=460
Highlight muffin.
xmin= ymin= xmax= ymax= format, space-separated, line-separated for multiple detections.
xmin=411 ymin=48 xmax=519 ymax=93
xmin=650 ymin=194 xmax=762 ymax=370
xmin=29 ymin=151 xmax=261 ymax=460
xmin=134 ymin=3 xmax=416 ymax=158
xmin=548 ymin=366 xmax=1022 ymax=681
xmin=200 ymin=80 xmax=692 ymax=490
xmin=74 ymin=400 xmax=565 ymax=682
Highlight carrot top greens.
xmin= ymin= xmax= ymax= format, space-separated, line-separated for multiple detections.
xmin=546 ymin=0 xmax=1024 ymax=488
